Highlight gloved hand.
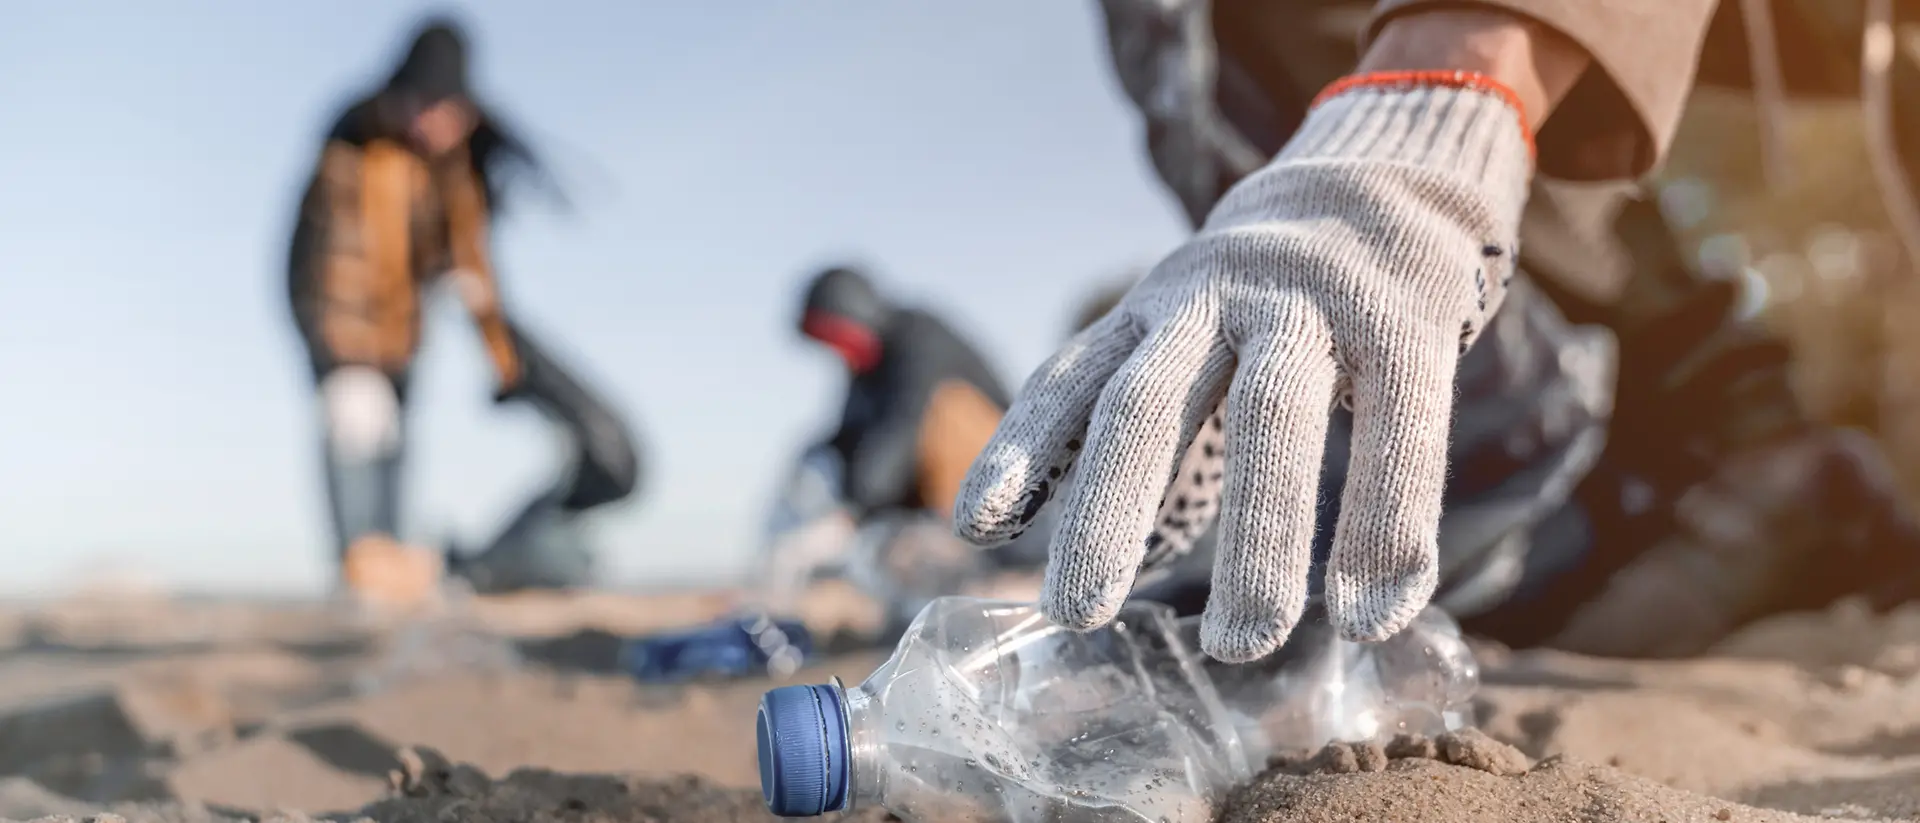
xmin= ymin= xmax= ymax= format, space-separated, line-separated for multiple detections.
xmin=953 ymin=74 xmax=1535 ymax=662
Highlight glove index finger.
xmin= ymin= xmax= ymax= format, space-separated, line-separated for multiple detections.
xmin=954 ymin=311 xmax=1141 ymax=546
xmin=1041 ymin=304 xmax=1233 ymax=631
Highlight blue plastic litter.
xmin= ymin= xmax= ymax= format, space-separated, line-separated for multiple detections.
xmin=621 ymin=614 xmax=816 ymax=683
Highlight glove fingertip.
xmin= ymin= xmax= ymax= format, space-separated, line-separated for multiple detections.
xmin=1326 ymin=569 xmax=1437 ymax=643
xmin=1198 ymin=613 xmax=1287 ymax=664
xmin=955 ymin=441 xmax=1077 ymax=547
xmin=1039 ymin=570 xmax=1131 ymax=632
xmin=951 ymin=473 xmax=1030 ymax=548
xmin=952 ymin=513 xmax=1018 ymax=548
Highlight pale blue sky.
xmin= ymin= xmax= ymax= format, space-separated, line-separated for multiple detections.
xmin=0 ymin=2 xmax=1191 ymax=595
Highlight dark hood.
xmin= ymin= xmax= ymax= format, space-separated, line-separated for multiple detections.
xmin=321 ymin=14 xmax=561 ymax=216
xmin=800 ymin=266 xmax=893 ymax=335
xmin=386 ymin=20 xmax=471 ymax=104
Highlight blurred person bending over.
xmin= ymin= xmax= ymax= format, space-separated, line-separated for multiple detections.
xmin=778 ymin=266 xmax=1049 ymax=629
xmin=286 ymin=18 xmax=641 ymax=607
xmin=954 ymin=0 xmax=1920 ymax=662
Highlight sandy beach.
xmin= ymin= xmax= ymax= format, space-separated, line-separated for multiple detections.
xmin=0 ymin=581 xmax=1914 ymax=823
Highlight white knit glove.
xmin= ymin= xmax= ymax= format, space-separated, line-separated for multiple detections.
xmin=954 ymin=76 xmax=1534 ymax=662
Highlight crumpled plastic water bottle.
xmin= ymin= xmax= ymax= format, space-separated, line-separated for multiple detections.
xmin=755 ymin=596 xmax=1477 ymax=823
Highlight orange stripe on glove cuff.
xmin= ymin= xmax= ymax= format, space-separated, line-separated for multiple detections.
xmin=1313 ymin=70 xmax=1535 ymax=160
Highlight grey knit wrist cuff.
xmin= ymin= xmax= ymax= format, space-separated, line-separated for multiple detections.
xmin=1279 ymin=82 xmax=1534 ymax=191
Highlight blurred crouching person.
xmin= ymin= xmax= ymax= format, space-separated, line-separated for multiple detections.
xmin=763 ymin=265 xmax=1049 ymax=633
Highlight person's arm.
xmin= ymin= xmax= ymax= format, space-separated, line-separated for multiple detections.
xmin=1357 ymin=9 xmax=1589 ymax=132
xmin=441 ymin=153 xmax=524 ymax=396
xmin=1360 ymin=0 xmax=1719 ymax=180
xmin=844 ymin=368 xmax=940 ymax=516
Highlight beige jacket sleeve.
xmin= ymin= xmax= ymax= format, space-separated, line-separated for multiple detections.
xmin=1367 ymin=0 xmax=1720 ymax=182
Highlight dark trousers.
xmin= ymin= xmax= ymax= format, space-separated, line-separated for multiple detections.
xmin=313 ymin=321 xmax=641 ymax=593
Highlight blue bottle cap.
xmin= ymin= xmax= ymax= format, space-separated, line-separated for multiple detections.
xmin=756 ymin=684 xmax=851 ymax=816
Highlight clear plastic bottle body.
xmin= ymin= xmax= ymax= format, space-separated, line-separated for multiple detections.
xmin=1195 ymin=605 xmax=1479 ymax=765
xmin=757 ymin=596 xmax=1480 ymax=823
xmin=842 ymin=598 xmax=1248 ymax=823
